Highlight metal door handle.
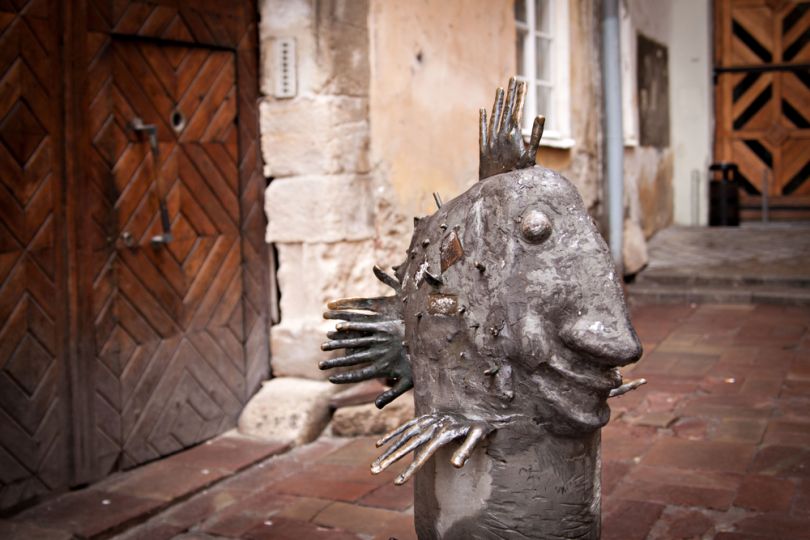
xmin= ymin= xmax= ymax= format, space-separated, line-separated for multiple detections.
xmin=130 ymin=118 xmax=172 ymax=245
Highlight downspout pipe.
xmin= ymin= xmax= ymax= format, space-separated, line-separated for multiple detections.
xmin=601 ymin=0 xmax=624 ymax=268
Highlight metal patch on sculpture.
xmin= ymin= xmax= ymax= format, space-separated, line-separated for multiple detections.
xmin=428 ymin=293 xmax=458 ymax=316
xmin=440 ymin=230 xmax=464 ymax=272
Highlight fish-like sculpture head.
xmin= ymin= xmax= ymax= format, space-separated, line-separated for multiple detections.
xmin=400 ymin=166 xmax=642 ymax=437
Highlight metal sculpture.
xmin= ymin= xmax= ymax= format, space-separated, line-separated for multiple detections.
xmin=321 ymin=78 xmax=645 ymax=539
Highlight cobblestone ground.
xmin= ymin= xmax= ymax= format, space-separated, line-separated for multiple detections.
xmin=2 ymin=303 xmax=809 ymax=540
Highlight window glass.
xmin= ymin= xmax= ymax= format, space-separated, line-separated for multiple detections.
xmin=536 ymin=0 xmax=551 ymax=34
xmin=535 ymin=37 xmax=552 ymax=82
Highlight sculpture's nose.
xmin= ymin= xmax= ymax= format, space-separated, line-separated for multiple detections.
xmin=560 ymin=316 xmax=642 ymax=367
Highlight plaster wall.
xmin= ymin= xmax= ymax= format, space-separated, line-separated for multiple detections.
xmin=669 ymin=0 xmax=713 ymax=225
xmin=367 ymin=0 xmax=515 ymax=220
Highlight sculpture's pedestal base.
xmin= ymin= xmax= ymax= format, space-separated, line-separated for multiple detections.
xmin=414 ymin=424 xmax=600 ymax=540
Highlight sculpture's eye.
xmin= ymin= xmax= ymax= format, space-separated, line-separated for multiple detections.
xmin=520 ymin=210 xmax=553 ymax=244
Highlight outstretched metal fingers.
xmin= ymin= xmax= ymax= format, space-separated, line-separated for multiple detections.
xmin=371 ymin=413 xmax=494 ymax=485
xmin=395 ymin=425 xmax=468 ymax=485
xmin=527 ymin=115 xmax=545 ymax=159
xmin=451 ymin=424 xmax=491 ymax=468
xmin=375 ymin=377 xmax=412 ymax=409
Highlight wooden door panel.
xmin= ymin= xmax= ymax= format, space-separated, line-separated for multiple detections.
xmin=0 ymin=0 xmax=69 ymax=508
xmin=86 ymin=37 xmax=247 ymax=475
xmin=714 ymin=0 xmax=810 ymax=220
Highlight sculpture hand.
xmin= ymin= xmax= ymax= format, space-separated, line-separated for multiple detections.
xmin=479 ymin=77 xmax=545 ymax=180
xmin=320 ymin=266 xmax=413 ymax=409
xmin=371 ymin=413 xmax=493 ymax=485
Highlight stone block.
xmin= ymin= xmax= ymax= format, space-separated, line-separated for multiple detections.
xmin=238 ymin=378 xmax=338 ymax=446
xmin=260 ymin=97 xmax=369 ymax=178
xmin=623 ymin=218 xmax=649 ymax=275
xmin=331 ymin=391 xmax=415 ymax=437
xmin=265 ymin=174 xmax=374 ymax=243
xmin=315 ymin=0 xmax=370 ymax=96
xmin=270 ymin=320 xmax=335 ymax=380
xmin=274 ymin=241 xmax=382 ymax=322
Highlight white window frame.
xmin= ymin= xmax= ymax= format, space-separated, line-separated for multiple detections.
xmin=515 ymin=0 xmax=573 ymax=149
xmin=620 ymin=1 xmax=639 ymax=146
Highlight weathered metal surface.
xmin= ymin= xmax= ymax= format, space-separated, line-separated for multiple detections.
xmin=322 ymin=78 xmax=644 ymax=539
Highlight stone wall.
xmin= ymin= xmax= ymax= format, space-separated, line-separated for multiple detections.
xmin=261 ymin=0 xmax=380 ymax=381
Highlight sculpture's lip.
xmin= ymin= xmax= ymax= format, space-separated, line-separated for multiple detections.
xmin=545 ymin=354 xmax=622 ymax=393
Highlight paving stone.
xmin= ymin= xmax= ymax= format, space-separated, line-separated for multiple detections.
xmin=601 ymin=461 xmax=632 ymax=497
xmin=732 ymin=513 xmax=810 ymax=539
xmin=113 ymin=520 xmax=186 ymax=540
xmin=711 ymin=418 xmax=768 ymax=444
xmin=273 ymin=496 xmax=334 ymax=521
xmin=794 ymin=479 xmax=810 ymax=516
xmin=649 ymin=507 xmax=714 ymax=540
xmin=200 ymin=492 xmax=302 ymax=537
xmin=243 ymin=517 xmax=362 ymax=539
xmin=312 ymin=501 xmax=409 ymax=537
xmin=358 ymin=481 xmax=414 ymax=511
xmin=672 ymin=417 xmax=709 ymax=440
xmin=734 ymin=475 xmax=797 ymax=512
xmin=167 ymin=433 xmax=290 ymax=472
xmin=763 ymin=419 xmax=810 ymax=447
xmin=0 ymin=520 xmax=72 ymax=540
xmin=624 ymin=411 xmax=678 ymax=428
xmin=14 ymin=490 xmax=164 ymax=538
xmin=602 ymin=500 xmax=664 ymax=540
xmin=643 ymin=438 xmax=755 ymax=473
xmin=93 ymin=462 xmax=231 ymax=502
xmin=750 ymin=445 xmax=810 ymax=478
xmin=601 ymin=423 xmax=658 ymax=463
xmin=161 ymin=486 xmax=247 ymax=527
xmin=679 ymin=394 xmax=773 ymax=420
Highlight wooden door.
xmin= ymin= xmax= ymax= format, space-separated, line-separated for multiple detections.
xmin=83 ymin=37 xmax=253 ymax=474
xmin=714 ymin=0 xmax=810 ymax=220
xmin=0 ymin=0 xmax=71 ymax=509
xmin=0 ymin=0 xmax=268 ymax=508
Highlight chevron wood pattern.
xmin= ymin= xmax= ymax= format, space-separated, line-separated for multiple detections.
xmin=83 ymin=35 xmax=258 ymax=473
xmin=0 ymin=0 xmax=70 ymax=510
xmin=0 ymin=0 xmax=267 ymax=510
xmin=714 ymin=0 xmax=810 ymax=220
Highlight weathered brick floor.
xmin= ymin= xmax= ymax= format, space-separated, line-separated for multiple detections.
xmin=3 ymin=303 xmax=809 ymax=539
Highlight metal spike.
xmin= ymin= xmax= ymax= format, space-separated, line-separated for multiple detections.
xmin=440 ymin=223 xmax=448 ymax=230
xmin=424 ymin=270 xmax=443 ymax=287
xmin=474 ymin=261 xmax=486 ymax=272
xmin=609 ymin=378 xmax=647 ymax=398
xmin=422 ymin=239 xmax=430 ymax=247
xmin=433 ymin=192 xmax=443 ymax=209
xmin=483 ymin=365 xmax=499 ymax=376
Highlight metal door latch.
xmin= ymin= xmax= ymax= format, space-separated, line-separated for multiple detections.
xmin=130 ymin=117 xmax=172 ymax=246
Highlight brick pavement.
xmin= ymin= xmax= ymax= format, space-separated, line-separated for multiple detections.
xmin=2 ymin=303 xmax=809 ymax=539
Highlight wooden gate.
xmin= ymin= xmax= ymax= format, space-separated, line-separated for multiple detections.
xmin=0 ymin=0 xmax=269 ymax=509
xmin=714 ymin=0 xmax=810 ymax=220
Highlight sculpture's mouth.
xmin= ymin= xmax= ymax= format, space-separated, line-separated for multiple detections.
xmin=546 ymin=353 xmax=623 ymax=394
xmin=527 ymin=352 xmax=623 ymax=434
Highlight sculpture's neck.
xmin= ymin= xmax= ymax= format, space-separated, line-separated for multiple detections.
xmin=414 ymin=422 xmax=601 ymax=540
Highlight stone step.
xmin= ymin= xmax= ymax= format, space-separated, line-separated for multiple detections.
xmin=634 ymin=271 xmax=810 ymax=289
xmin=627 ymin=283 xmax=810 ymax=306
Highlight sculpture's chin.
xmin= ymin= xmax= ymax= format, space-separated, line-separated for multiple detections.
xmin=542 ymin=399 xmax=611 ymax=437
xmin=530 ymin=371 xmax=613 ymax=437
